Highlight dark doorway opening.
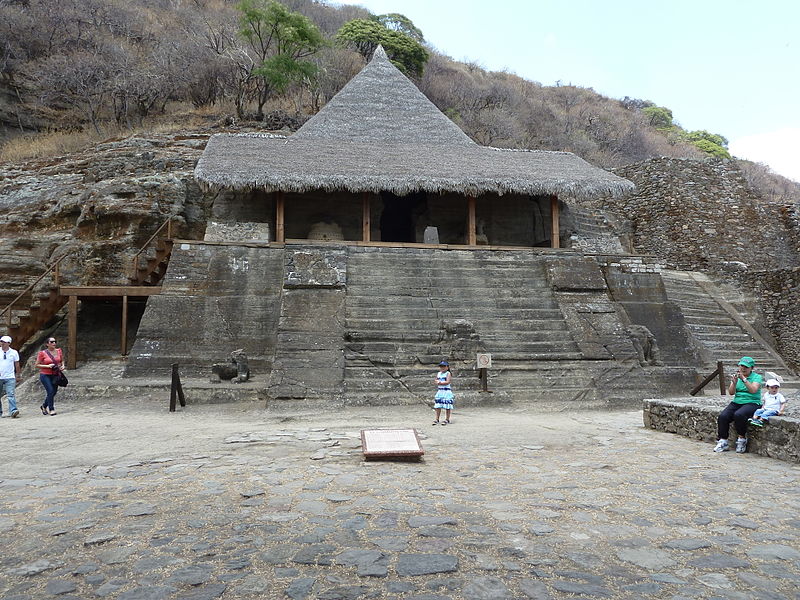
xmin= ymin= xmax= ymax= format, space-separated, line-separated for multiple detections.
xmin=379 ymin=192 xmax=424 ymax=243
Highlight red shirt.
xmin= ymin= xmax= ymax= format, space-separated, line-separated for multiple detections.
xmin=37 ymin=348 xmax=62 ymax=374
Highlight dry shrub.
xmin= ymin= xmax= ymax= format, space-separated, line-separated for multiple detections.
xmin=0 ymin=120 xmax=193 ymax=163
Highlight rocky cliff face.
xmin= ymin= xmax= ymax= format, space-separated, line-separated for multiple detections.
xmin=0 ymin=133 xmax=214 ymax=303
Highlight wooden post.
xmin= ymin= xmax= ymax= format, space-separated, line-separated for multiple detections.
xmin=169 ymin=363 xmax=186 ymax=412
xmin=121 ymin=295 xmax=128 ymax=356
xmin=550 ymin=194 xmax=560 ymax=249
xmin=67 ymin=295 xmax=78 ymax=370
xmin=362 ymin=192 xmax=371 ymax=242
xmin=467 ymin=195 xmax=476 ymax=245
xmin=717 ymin=361 xmax=726 ymax=395
xmin=479 ymin=368 xmax=488 ymax=392
xmin=275 ymin=191 xmax=285 ymax=243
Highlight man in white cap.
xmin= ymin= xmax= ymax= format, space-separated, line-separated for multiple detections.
xmin=0 ymin=335 xmax=21 ymax=418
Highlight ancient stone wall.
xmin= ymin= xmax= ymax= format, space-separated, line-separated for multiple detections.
xmin=743 ymin=267 xmax=800 ymax=371
xmin=607 ymin=158 xmax=798 ymax=275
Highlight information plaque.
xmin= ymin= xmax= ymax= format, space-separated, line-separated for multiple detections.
xmin=360 ymin=428 xmax=425 ymax=460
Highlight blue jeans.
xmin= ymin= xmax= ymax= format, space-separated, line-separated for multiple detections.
xmin=0 ymin=378 xmax=17 ymax=414
xmin=753 ymin=408 xmax=780 ymax=421
xmin=40 ymin=373 xmax=58 ymax=411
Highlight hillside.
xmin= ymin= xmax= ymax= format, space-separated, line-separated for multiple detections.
xmin=1 ymin=0 xmax=797 ymax=204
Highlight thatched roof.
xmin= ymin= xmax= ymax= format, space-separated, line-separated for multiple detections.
xmin=195 ymin=47 xmax=633 ymax=199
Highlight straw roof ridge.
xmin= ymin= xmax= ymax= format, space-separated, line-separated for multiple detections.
xmin=487 ymin=147 xmax=575 ymax=156
xmin=236 ymin=133 xmax=288 ymax=140
xmin=290 ymin=45 xmax=475 ymax=146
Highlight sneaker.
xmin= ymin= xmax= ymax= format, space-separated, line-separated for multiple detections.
xmin=735 ymin=438 xmax=748 ymax=454
xmin=750 ymin=419 xmax=764 ymax=427
xmin=10 ymin=409 xmax=19 ymax=418
xmin=713 ymin=440 xmax=729 ymax=452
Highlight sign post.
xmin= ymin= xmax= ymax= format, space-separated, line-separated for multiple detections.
xmin=477 ymin=353 xmax=492 ymax=393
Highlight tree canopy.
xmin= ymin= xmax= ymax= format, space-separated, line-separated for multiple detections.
xmin=236 ymin=0 xmax=324 ymax=118
xmin=336 ymin=17 xmax=428 ymax=77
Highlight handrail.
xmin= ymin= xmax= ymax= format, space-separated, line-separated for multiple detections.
xmin=690 ymin=361 xmax=726 ymax=396
xmin=0 ymin=253 xmax=71 ymax=328
xmin=131 ymin=217 xmax=174 ymax=279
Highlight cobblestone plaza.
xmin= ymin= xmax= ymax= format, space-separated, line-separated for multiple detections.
xmin=1 ymin=400 xmax=799 ymax=599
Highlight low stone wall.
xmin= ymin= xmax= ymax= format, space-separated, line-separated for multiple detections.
xmin=643 ymin=397 xmax=800 ymax=463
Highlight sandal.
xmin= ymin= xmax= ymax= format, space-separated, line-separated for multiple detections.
xmin=432 ymin=420 xmax=439 ymax=425
xmin=40 ymin=405 xmax=48 ymax=416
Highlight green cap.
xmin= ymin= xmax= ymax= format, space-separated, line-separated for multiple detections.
xmin=738 ymin=356 xmax=755 ymax=368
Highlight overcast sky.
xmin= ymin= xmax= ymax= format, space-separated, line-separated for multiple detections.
xmin=334 ymin=0 xmax=800 ymax=182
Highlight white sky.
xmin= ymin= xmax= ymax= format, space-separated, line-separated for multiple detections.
xmin=334 ymin=0 xmax=800 ymax=182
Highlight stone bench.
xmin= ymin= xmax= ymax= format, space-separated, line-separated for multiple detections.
xmin=642 ymin=396 xmax=800 ymax=463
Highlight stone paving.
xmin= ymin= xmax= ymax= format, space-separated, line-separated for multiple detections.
xmin=1 ymin=396 xmax=799 ymax=600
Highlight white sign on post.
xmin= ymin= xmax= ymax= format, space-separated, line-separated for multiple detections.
xmin=477 ymin=353 xmax=492 ymax=368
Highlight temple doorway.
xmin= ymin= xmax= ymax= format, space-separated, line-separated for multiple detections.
xmin=379 ymin=192 xmax=416 ymax=242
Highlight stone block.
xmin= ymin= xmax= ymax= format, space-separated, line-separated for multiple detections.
xmin=545 ymin=256 xmax=607 ymax=291
xmin=423 ymin=226 xmax=440 ymax=244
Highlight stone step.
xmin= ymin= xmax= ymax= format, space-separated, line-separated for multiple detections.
xmin=344 ymin=286 xmax=556 ymax=299
xmin=686 ymin=323 xmax=750 ymax=335
xmin=345 ymin=307 xmax=566 ymax=320
xmin=344 ymin=318 xmax=571 ymax=333
xmin=345 ymin=329 xmax=573 ymax=344
xmin=682 ymin=313 xmax=738 ymax=325
xmin=346 ymin=273 xmax=551 ymax=286
xmin=345 ymin=350 xmax=585 ymax=363
xmin=346 ymin=296 xmax=561 ymax=309
xmin=692 ymin=332 xmax=758 ymax=343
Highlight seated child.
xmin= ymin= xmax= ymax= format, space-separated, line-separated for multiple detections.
xmin=748 ymin=378 xmax=786 ymax=427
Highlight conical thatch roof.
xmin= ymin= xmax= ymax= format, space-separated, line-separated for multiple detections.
xmin=195 ymin=47 xmax=633 ymax=199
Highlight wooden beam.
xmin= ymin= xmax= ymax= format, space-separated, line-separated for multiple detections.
xmin=121 ymin=295 xmax=128 ymax=356
xmin=362 ymin=193 xmax=371 ymax=242
xmin=550 ymin=194 xmax=560 ymax=249
xmin=467 ymin=196 xmax=477 ymax=245
xmin=59 ymin=286 xmax=162 ymax=297
xmin=67 ymin=295 xmax=78 ymax=370
xmin=275 ymin=191 xmax=285 ymax=243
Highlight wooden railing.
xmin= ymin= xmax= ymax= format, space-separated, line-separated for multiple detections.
xmin=690 ymin=361 xmax=726 ymax=396
xmin=131 ymin=217 xmax=174 ymax=281
xmin=0 ymin=253 xmax=71 ymax=329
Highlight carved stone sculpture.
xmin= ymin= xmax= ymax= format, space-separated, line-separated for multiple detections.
xmin=211 ymin=349 xmax=251 ymax=383
xmin=627 ymin=325 xmax=663 ymax=366
xmin=308 ymin=221 xmax=344 ymax=241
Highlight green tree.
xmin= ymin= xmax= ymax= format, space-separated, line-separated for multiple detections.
xmin=689 ymin=138 xmax=731 ymax=159
xmin=685 ymin=130 xmax=729 ymax=149
xmin=336 ymin=18 xmax=428 ymax=77
xmin=374 ymin=13 xmax=424 ymax=42
xmin=642 ymin=105 xmax=673 ymax=128
xmin=236 ymin=0 xmax=324 ymax=119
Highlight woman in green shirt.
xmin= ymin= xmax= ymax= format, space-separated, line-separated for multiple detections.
xmin=714 ymin=356 xmax=763 ymax=453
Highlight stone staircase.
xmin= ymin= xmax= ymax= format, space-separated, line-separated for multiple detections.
xmin=567 ymin=205 xmax=627 ymax=253
xmin=661 ymin=269 xmax=791 ymax=384
xmin=343 ymin=247 xmax=606 ymax=406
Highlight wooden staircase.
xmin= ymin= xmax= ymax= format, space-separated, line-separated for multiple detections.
xmin=129 ymin=220 xmax=175 ymax=286
xmin=0 ymin=256 xmax=69 ymax=349
xmin=0 ymin=218 xmax=175 ymax=350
